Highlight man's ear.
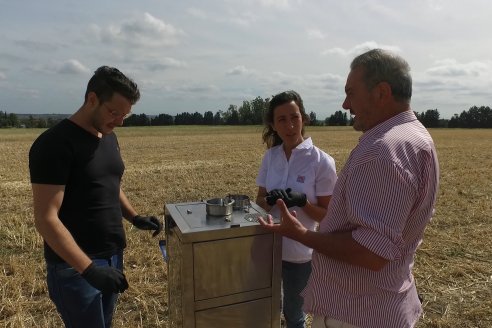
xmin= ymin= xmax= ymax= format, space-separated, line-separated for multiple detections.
xmin=376 ymin=81 xmax=392 ymax=103
xmin=86 ymin=92 xmax=99 ymax=107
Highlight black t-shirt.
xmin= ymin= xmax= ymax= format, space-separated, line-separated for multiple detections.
xmin=29 ymin=119 xmax=127 ymax=263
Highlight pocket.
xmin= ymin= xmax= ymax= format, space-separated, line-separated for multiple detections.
xmin=49 ymin=262 xmax=78 ymax=279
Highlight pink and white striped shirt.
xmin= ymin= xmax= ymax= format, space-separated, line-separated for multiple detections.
xmin=302 ymin=111 xmax=439 ymax=328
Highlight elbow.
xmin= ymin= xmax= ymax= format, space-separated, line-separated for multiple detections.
xmin=366 ymin=261 xmax=387 ymax=271
xmin=363 ymin=256 xmax=389 ymax=271
xmin=33 ymin=214 xmax=45 ymax=234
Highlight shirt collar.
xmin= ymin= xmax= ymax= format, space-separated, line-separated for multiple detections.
xmin=359 ymin=110 xmax=417 ymax=143
xmin=294 ymin=137 xmax=313 ymax=151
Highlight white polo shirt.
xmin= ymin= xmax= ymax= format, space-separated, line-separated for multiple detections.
xmin=256 ymin=137 xmax=337 ymax=263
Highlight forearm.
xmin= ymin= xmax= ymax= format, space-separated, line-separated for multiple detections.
xmin=32 ymin=183 xmax=91 ymax=273
xmin=120 ymin=188 xmax=138 ymax=221
xmin=300 ymin=195 xmax=331 ymax=222
xmin=301 ymin=201 xmax=328 ymax=222
xmin=255 ymin=195 xmax=272 ymax=212
xmin=35 ymin=216 xmax=92 ymax=273
xmin=256 ymin=187 xmax=272 ymax=212
xmin=297 ymin=230 xmax=388 ymax=271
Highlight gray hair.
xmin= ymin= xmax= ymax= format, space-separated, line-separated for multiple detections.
xmin=351 ymin=48 xmax=412 ymax=103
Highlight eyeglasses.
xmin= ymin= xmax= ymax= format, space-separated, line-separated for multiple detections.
xmin=104 ymin=104 xmax=133 ymax=120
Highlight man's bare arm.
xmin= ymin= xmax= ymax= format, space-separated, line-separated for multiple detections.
xmin=31 ymin=183 xmax=92 ymax=273
xmin=258 ymin=199 xmax=388 ymax=271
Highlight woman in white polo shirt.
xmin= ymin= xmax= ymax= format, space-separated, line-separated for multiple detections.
xmin=256 ymin=90 xmax=337 ymax=328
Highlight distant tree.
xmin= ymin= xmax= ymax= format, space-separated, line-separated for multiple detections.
xmin=448 ymin=114 xmax=460 ymax=128
xmin=213 ymin=110 xmax=223 ymax=125
xmin=46 ymin=117 xmax=63 ymax=128
xmin=124 ymin=113 xmax=150 ymax=126
xmin=309 ymin=111 xmax=318 ymax=126
xmin=416 ymin=109 xmax=440 ymax=128
xmin=224 ymin=105 xmax=239 ymax=125
xmin=191 ymin=111 xmax=204 ymax=124
xmin=174 ymin=112 xmax=192 ymax=125
xmin=251 ymin=96 xmax=268 ymax=124
xmin=151 ymin=113 xmax=174 ymax=125
xmin=36 ymin=118 xmax=47 ymax=128
xmin=447 ymin=106 xmax=492 ymax=128
xmin=203 ymin=111 xmax=214 ymax=125
xmin=1 ymin=113 xmax=19 ymax=127
xmin=325 ymin=111 xmax=347 ymax=126
xmin=26 ymin=115 xmax=36 ymax=128
xmin=124 ymin=114 xmax=137 ymax=126
xmin=0 ymin=111 xmax=7 ymax=127
xmin=238 ymin=100 xmax=253 ymax=125
xmin=19 ymin=115 xmax=36 ymax=128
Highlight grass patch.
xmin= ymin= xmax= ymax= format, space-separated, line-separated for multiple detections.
xmin=1 ymin=126 xmax=491 ymax=327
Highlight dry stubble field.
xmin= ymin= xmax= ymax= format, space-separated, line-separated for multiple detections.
xmin=0 ymin=125 xmax=491 ymax=328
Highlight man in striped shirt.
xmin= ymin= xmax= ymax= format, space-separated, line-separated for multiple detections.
xmin=259 ymin=48 xmax=439 ymax=328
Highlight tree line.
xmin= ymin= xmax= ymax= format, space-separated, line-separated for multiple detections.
xmin=1 ymin=103 xmax=492 ymax=129
xmin=122 ymin=105 xmax=491 ymax=129
xmin=0 ymin=113 xmax=65 ymax=129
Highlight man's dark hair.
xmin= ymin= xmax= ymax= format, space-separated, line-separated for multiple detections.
xmin=351 ymin=48 xmax=412 ymax=103
xmin=84 ymin=66 xmax=140 ymax=105
xmin=262 ymin=90 xmax=309 ymax=148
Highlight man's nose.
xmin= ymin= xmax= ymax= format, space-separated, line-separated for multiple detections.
xmin=342 ymin=98 xmax=349 ymax=110
xmin=115 ymin=117 xmax=125 ymax=126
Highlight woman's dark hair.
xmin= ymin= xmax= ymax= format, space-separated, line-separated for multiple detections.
xmin=84 ymin=66 xmax=140 ymax=105
xmin=262 ymin=90 xmax=309 ymax=148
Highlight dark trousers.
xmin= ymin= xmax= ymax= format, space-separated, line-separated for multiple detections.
xmin=46 ymin=251 xmax=123 ymax=328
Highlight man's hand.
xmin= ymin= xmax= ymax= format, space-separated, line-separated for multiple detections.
xmin=132 ymin=215 xmax=163 ymax=237
xmin=257 ymin=199 xmax=308 ymax=241
xmin=81 ymin=262 xmax=129 ymax=294
xmin=265 ymin=188 xmax=307 ymax=208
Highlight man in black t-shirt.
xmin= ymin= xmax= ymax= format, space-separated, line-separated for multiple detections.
xmin=29 ymin=66 xmax=162 ymax=328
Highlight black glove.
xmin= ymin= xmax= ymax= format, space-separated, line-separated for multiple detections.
xmin=132 ymin=215 xmax=163 ymax=237
xmin=266 ymin=188 xmax=307 ymax=208
xmin=284 ymin=188 xmax=307 ymax=208
xmin=81 ymin=262 xmax=129 ymax=294
xmin=265 ymin=189 xmax=289 ymax=206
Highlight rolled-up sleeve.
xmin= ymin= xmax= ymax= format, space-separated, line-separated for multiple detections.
xmin=347 ymin=158 xmax=417 ymax=260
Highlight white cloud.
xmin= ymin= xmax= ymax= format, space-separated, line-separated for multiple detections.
xmin=227 ymin=65 xmax=251 ymax=75
xmin=57 ymin=60 xmax=90 ymax=75
xmin=313 ymin=73 xmax=345 ymax=91
xmin=307 ymin=28 xmax=325 ymax=40
xmin=426 ymin=59 xmax=490 ymax=77
xmin=187 ymin=7 xmax=209 ymax=19
xmin=426 ymin=0 xmax=444 ymax=11
xmin=14 ymin=87 xmax=40 ymax=99
xmin=258 ymin=0 xmax=291 ymax=9
xmin=146 ymin=58 xmax=187 ymax=71
xmin=3 ymin=0 xmax=492 ymax=119
xmin=14 ymin=39 xmax=58 ymax=52
xmin=176 ymin=84 xmax=220 ymax=94
xmin=93 ymin=13 xmax=185 ymax=47
xmin=322 ymin=42 xmax=401 ymax=57
xmin=227 ymin=11 xmax=259 ymax=26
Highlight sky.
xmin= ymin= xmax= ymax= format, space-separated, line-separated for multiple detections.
xmin=1 ymin=0 xmax=491 ymax=120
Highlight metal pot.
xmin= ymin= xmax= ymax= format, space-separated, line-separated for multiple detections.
xmin=228 ymin=194 xmax=250 ymax=210
xmin=205 ymin=197 xmax=235 ymax=216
